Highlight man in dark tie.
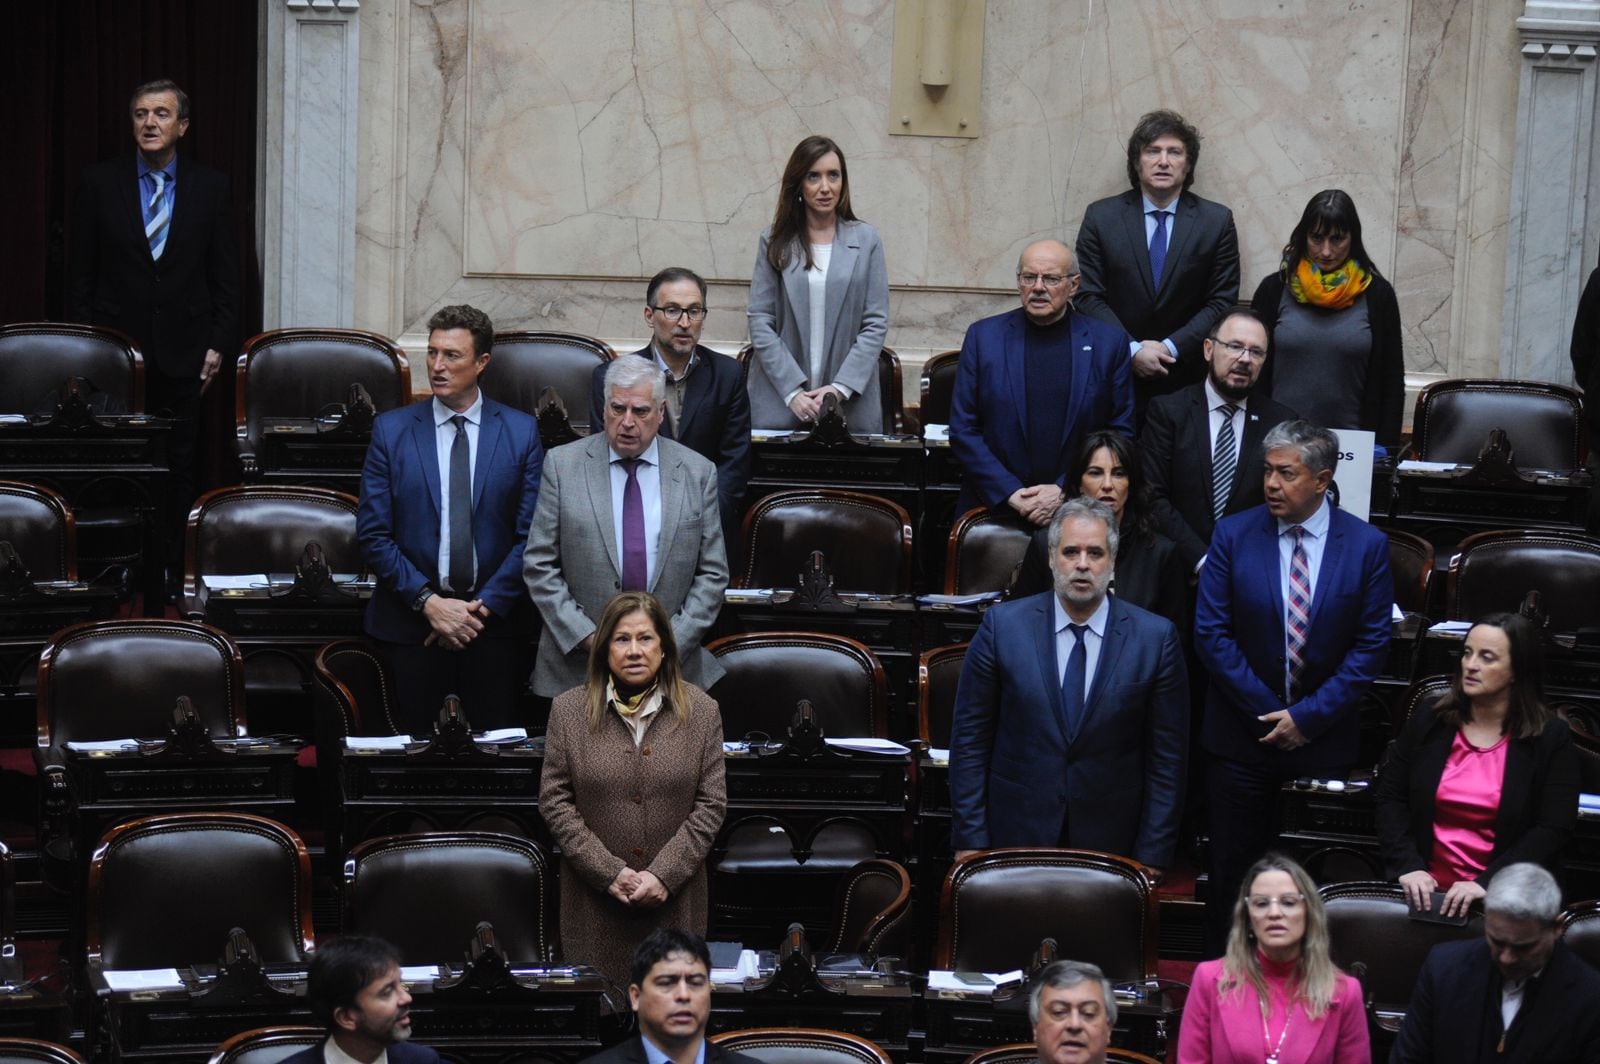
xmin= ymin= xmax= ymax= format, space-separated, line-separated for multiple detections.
xmin=357 ymin=305 xmax=545 ymax=732
xmin=1141 ymin=307 xmax=1297 ymax=574
xmin=1074 ymin=110 xmax=1240 ymax=422
xmin=588 ymin=267 xmax=752 ymax=547
xmin=66 ymin=78 xmax=239 ymax=559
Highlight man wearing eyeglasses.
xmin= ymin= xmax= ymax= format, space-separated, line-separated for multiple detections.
xmin=589 ymin=267 xmax=752 ymax=546
xmin=1030 ymin=960 xmax=1116 ymax=1064
xmin=949 ymin=239 xmax=1135 ymax=525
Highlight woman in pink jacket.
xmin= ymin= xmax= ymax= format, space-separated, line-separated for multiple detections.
xmin=1177 ymin=853 xmax=1370 ymax=1064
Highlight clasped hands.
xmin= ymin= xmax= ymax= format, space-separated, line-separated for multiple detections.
xmin=1399 ymin=869 xmax=1484 ymax=918
xmin=787 ymin=385 xmax=844 ymax=423
xmin=423 ymin=595 xmax=491 ymax=651
xmin=608 ymin=867 xmax=669 ymax=908
xmin=1008 ymin=483 xmax=1064 ymax=526
xmin=1257 ymin=709 xmax=1309 ymax=750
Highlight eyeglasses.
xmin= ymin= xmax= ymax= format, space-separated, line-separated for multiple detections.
xmin=1248 ymin=894 xmax=1305 ymax=913
xmin=1017 ymin=272 xmax=1077 ymax=289
xmin=1210 ymin=338 xmax=1267 ymax=360
xmin=651 ymin=305 xmax=707 ymax=323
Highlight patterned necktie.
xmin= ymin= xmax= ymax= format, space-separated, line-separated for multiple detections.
xmin=447 ymin=415 xmax=474 ymax=593
xmin=1212 ymin=403 xmax=1239 ymax=521
xmin=1149 ymin=209 xmax=1171 ymax=286
xmin=620 ymin=458 xmax=647 ymax=591
xmin=1286 ymin=526 xmax=1311 ymax=701
xmin=1061 ymin=623 xmax=1088 ymax=743
xmin=145 ymin=170 xmax=171 ymax=260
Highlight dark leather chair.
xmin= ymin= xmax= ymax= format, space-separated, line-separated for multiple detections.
xmin=181 ymin=485 xmax=361 ymax=613
xmin=0 ymin=322 xmax=143 ymax=414
xmin=738 ymin=490 xmax=913 ymax=594
xmin=707 ymin=632 xmax=888 ymax=739
xmin=918 ymin=643 xmax=967 ymax=749
xmin=0 ymin=844 xmax=19 ymax=986
xmin=0 ymin=1041 xmax=87 ymax=1064
xmin=1410 ymin=378 xmax=1586 ymax=470
xmin=0 ymin=481 xmax=76 ymax=582
xmin=206 ymin=1027 xmax=324 ymax=1064
xmin=483 ymin=331 xmax=614 ymax=436
xmin=1445 ymin=529 xmax=1600 ymax=633
xmin=1549 ymin=701 xmax=1600 ymax=791
xmin=234 ymin=328 xmax=411 ymax=469
xmin=86 ymin=812 xmax=314 ymax=970
xmin=944 ymin=507 xmax=1031 ymax=596
xmin=1321 ymin=881 xmax=1483 ymax=1023
xmin=313 ymin=639 xmax=402 ymax=738
xmin=962 ymin=1048 xmax=1160 ymax=1064
xmin=1386 ymin=528 xmax=1434 ymax=616
xmin=879 ymin=347 xmax=907 ymax=435
xmin=343 ymin=831 xmax=553 ymax=964
xmin=708 ymin=1028 xmax=894 ymax=1064
xmin=1558 ymin=899 xmax=1600 ymax=971
xmin=824 ymin=858 xmax=912 ymax=959
xmin=935 ymin=849 xmax=1157 ymax=980
xmin=918 ymin=350 xmax=960 ymax=428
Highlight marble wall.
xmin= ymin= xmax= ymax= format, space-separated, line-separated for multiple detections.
xmin=353 ymin=0 xmax=1526 ymax=402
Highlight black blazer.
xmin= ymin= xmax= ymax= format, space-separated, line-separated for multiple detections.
xmin=1014 ymin=524 xmax=1187 ymax=631
xmin=589 ymin=345 xmax=754 ymax=524
xmin=1139 ymin=383 xmax=1298 ymax=571
xmin=1570 ymin=266 xmax=1600 ymax=448
xmin=1374 ymin=700 xmax=1580 ymax=883
xmin=581 ymin=1036 xmax=761 ymax=1064
xmin=1074 ymin=188 xmax=1241 ymax=403
xmin=66 ymin=153 xmax=239 ymax=379
xmin=282 ymin=1041 xmax=440 ymax=1063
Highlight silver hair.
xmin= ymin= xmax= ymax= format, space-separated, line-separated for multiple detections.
xmin=1027 ymin=959 xmax=1118 ymax=1027
xmin=1046 ymin=496 xmax=1120 ymax=560
xmin=1484 ymin=863 xmax=1562 ymax=924
xmin=604 ymin=355 xmax=666 ymax=405
xmin=1261 ymin=419 xmax=1340 ymax=477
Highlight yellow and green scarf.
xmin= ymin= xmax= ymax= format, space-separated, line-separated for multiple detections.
xmin=1286 ymin=255 xmax=1372 ymax=311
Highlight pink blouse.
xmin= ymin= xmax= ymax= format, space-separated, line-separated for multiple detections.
xmin=1428 ymin=729 xmax=1508 ymax=888
xmin=1175 ymin=953 xmax=1370 ymax=1064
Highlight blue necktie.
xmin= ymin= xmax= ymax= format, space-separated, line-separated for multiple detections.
xmin=145 ymin=170 xmax=171 ymax=260
xmin=1061 ymin=623 xmax=1088 ymax=743
xmin=1149 ymin=209 xmax=1171 ymax=287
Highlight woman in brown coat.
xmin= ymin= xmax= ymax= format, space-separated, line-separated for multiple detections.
xmin=539 ymin=591 xmax=727 ymax=985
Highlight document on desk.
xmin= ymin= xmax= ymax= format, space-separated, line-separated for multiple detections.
xmin=401 ymin=965 xmax=440 ymax=983
xmin=927 ymin=969 xmax=1024 ymax=995
xmin=918 ymin=592 xmax=1003 ymax=606
xmin=1427 ymin=621 xmax=1474 ymax=635
xmin=711 ymin=949 xmax=761 ymax=984
xmin=104 ymin=968 xmax=187 ymax=991
xmin=66 ymin=740 xmax=140 ymax=753
xmin=475 ymin=728 xmax=528 ymax=744
xmin=824 ymin=738 xmax=912 ymax=756
xmin=344 ymin=735 xmax=413 ymax=751
xmin=1397 ymin=460 xmax=1463 ymax=473
xmin=923 ymin=424 xmax=950 ymax=442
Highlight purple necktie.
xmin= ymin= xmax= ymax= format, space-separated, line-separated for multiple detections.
xmin=621 ymin=458 xmax=647 ymax=591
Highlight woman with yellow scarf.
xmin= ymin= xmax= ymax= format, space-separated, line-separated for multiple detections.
xmin=1250 ymin=190 xmax=1405 ymax=445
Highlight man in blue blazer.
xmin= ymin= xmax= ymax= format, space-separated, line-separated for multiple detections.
xmin=1195 ymin=419 xmax=1390 ymax=951
xmin=283 ymin=935 xmax=441 ymax=1063
xmin=949 ymin=496 xmax=1189 ymax=873
xmin=949 ymin=239 xmax=1135 ymax=523
xmin=357 ymin=305 xmax=544 ymax=733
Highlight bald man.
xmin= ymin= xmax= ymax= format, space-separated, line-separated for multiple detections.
xmin=950 ymin=240 xmax=1136 ymax=523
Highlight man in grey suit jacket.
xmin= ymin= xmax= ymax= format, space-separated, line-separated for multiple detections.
xmin=523 ymin=357 xmax=729 ymax=698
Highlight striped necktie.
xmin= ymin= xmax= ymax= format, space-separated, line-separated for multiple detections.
xmin=1286 ymin=526 xmax=1311 ymax=701
xmin=1212 ymin=403 xmax=1239 ymax=521
xmin=145 ymin=170 xmax=171 ymax=260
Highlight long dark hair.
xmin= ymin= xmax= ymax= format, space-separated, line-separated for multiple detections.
xmin=765 ymin=135 xmax=856 ymax=273
xmin=1434 ymin=612 xmax=1549 ymax=739
xmin=1069 ymin=431 xmax=1155 ymax=542
xmin=583 ymin=592 xmax=691 ymax=732
xmin=1280 ymin=189 xmax=1384 ymax=281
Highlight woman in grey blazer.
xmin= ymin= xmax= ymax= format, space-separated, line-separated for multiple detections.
xmin=746 ymin=135 xmax=889 ymax=433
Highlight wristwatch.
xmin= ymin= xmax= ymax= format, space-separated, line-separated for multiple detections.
xmin=412 ymin=588 xmax=435 ymax=612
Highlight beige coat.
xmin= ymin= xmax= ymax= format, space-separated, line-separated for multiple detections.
xmin=539 ymin=683 xmax=727 ymax=984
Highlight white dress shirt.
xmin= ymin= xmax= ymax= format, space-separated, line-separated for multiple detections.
xmin=1129 ymin=193 xmax=1181 ymax=361
xmin=1053 ymin=593 xmax=1111 ymax=701
xmin=1276 ymin=495 xmax=1331 ymax=694
xmin=323 ymin=1036 xmax=388 ymax=1064
xmin=432 ymin=392 xmax=482 ymax=591
xmin=608 ymin=437 xmax=663 ymax=588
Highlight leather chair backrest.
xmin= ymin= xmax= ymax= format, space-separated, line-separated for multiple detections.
xmin=37 ymin=621 xmax=245 ymax=750
xmin=708 ymin=633 xmax=888 ymax=739
xmin=186 ymin=487 xmax=361 ymax=592
xmin=206 ymin=1027 xmax=326 ymax=1064
xmin=961 ymin=1049 xmax=1160 ymax=1064
xmin=1412 ymin=378 xmax=1585 ymax=470
xmin=918 ymin=350 xmax=960 ymax=428
xmin=709 ymin=1029 xmax=894 ymax=1064
xmin=826 ymin=859 xmax=911 ymax=958
xmin=1322 ymin=881 xmax=1483 ymax=1006
xmin=936 ymin=850 xmax=1156 ymax=980
xmin=88 ymin=813 xmax=313 ymax=969
xmin=236 ymin=329 xmax=410 ymax=455
xmin=946 ymin=508 xmax=1031 ymax=596
xmin=878 ymin=348 xmax=906 ymax=434
xmin=1558 ymin=901 xmax=1600 ymax=972
xmin=0 ymin=481 xmax=75 ymax=581
xmin=344 ymin=832 xmax=551 ymax=964
xmin=1447 ymin=530 xmax=1600 ymax=633
xmin=1386 ymin=528 xmax=1433 ymax=616
xmin=0 ymin=323 xmax=142 ymax=414
xmin=1550 ymin=703 xmax=1600 ymax=791
xmin=918 ymin=643 xmax=967 ymax=749
xmin=313 ymin=640 xmax=401 ymax=737
xmin=482 ymin=332 xmax=612 ymax=430
xmin=714 ymin=817 xmax=879 ymax=874
xmin=740 ymin=490 xmax=913 ymax=594
xmin=0 ymin=1041 xmax=87 ymax=1064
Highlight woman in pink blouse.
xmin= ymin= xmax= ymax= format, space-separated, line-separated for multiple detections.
xmin=1177 ymin=853 xmax=1368 ymax=1063
xmin=1375 ymin=612 xmax=1579 ymax=919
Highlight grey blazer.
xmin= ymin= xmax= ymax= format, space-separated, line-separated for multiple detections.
xmin=522 ymin=433 xmax=729 ymax=697
xmin=745 ymin=218 xmax=889 ymax=433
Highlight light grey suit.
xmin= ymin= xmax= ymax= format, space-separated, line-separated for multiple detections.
xmin=522 ymin=433 xmax=729 ymax=697
xmin=745 ymin=218 xmax=889 ymax=433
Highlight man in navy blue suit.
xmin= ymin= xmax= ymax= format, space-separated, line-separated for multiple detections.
xmin=357 ymin=305 xmax=544 ymax=732
xmin=949 ymin=496 xmax=1188 ymax=874
xmin=1195 ymin=419 xmax=1390 ymax=952
xmin=283 ymin=935 xmax=440 ymax=1063
xmin=949 ymin=240 xmax=1134 ymax=524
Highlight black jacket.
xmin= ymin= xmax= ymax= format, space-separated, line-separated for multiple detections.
xmin=581 ymin=1036 xmax=762 ymax=1064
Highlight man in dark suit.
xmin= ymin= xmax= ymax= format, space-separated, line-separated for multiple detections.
xmin=66 ymin=78 xmax=239 ymax=550
xmin=1391 ymin=862 xmax=1600 ymax=1063
xmin=949 ymin=239 xmax=1134 ymax=524
xmin=1074 ymin=110 xmax=1240 ymax=420
xmin=1141 ymin=307 xmax=1297 ymax=573
xmin=581 ymin=929 xmax=759 ymax=1064
xmin=283 ymin=935 xmax=441 ymax=1063
xmin=357 ymin=304 xmax=544 ymax=732
xmin=949 ymin=496 xmax=1189 ymax=875
xmin=588 ymin=267 xmax=752 ymax=546
xmin=1195 ymin=419 xmax=1391 ymax=952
